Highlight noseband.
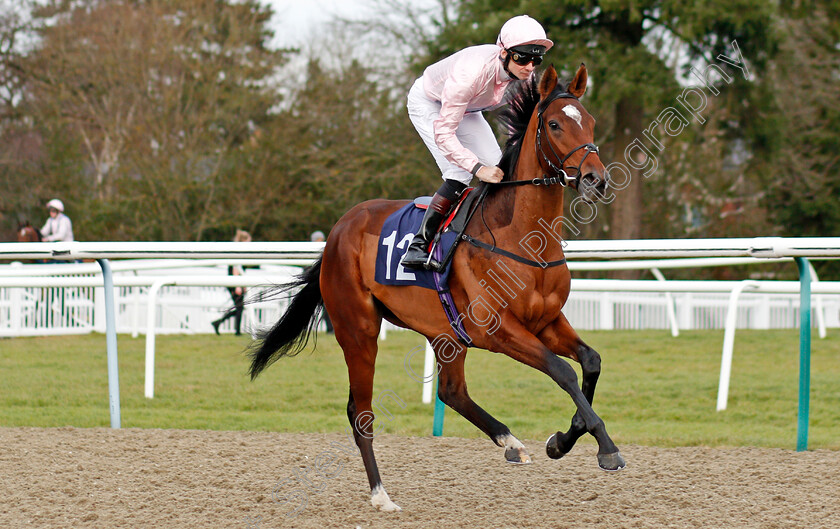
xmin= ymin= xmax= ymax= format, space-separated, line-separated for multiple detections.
xmin=534 ymin=91 xmax=599 ymax=187
xmin=465 ymin=91 xmax=598 ymax=268
xmin=495 ymin=91 xmax=600 ymax=188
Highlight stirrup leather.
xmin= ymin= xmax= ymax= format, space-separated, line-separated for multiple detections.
xmin=400 ymin=193 xmax=453 ymax=270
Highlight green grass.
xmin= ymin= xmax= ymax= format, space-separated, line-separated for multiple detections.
xmin=1 ymin=329 xmax=839 ymax=450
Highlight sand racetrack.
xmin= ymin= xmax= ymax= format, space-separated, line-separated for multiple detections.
xmin=1 ymin=427 xmax=838 ymax=528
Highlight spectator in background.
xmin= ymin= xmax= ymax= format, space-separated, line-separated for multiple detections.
xmin=212 ymin=229 xmax=251 ymax=336
xmin=41 ymin=199 xmax=74 ymax=242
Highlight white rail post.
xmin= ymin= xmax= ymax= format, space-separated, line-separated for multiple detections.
xmin=651 ymin=268 xmax=679 ymax=337
xmin=809 ymin=262 xmax=827 ymax=339
xmin=9 ymin=263 xmax=22 ymax=334
xmin=145 ymin=279 xmax=167 ymax=399
xmin=755 ymin=291 xmax=771 ymax=329
xmin=93 ymin=286 xmax=106 ymax=333
xmin=678 ymin=292 xmax=693 ymax=330
xmin=422 ymin=341 xmax=435 ymax=404
xmin=599 ymin=292 xmax=613 ymax=330
xmin=10 ymin=287 xmax=22 ymax=334
xmin=717 ymin=280 xmax=759 ymax=411
xmin=132 ymin=281 xmax=142 ymax=338
xmin=97 ymin=259 xmax=121 ymax=429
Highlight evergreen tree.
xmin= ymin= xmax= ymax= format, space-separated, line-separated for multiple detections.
xmin=417 ymin=0 xmax=777 ymax=245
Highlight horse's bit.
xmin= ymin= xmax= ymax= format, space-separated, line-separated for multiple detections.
xmin=461 ymin=90 xmax=601 ymax=267
xmin=534 ymin=91 xmax=599 ymax=187
xmin=491 ymin=90 xmax=600 ymax=189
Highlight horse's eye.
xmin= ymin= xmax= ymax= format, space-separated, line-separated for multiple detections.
xmin=548 ymin=121 xmax=560 ymax=130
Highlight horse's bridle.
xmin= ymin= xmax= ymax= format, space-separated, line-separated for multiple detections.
xmin=461 ymin=90 xmax=602 ymax=269
xmin=496 ymin=91 xmax=600 ymax=188
xmin=536 ymin=91 xmax=600 ymax=186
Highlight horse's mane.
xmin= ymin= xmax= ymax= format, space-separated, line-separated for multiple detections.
xmin=497 ymin=75 xmax=569 ymax=181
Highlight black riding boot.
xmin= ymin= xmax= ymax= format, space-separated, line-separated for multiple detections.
xmin=401 ymin=193 xmax=455 ymax=270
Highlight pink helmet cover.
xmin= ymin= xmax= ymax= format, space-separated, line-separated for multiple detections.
xmin=496 ymin=15 xmax=553 ymax=51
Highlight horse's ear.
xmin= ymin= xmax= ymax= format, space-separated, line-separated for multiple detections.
xmin=539 ymin=65 xmax=558 ymax=100
xmin=568 ymin=63 xmax=588 ymax=98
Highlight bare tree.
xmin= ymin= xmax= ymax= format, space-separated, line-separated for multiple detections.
xmin=20 ymin=0 xmax=286 ymax=240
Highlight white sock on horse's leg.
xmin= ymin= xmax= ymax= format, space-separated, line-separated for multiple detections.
xmin=370 ymin=485 xmax=401 ymax=512
xmin=496 ymin=433 xmax=532 ymax=464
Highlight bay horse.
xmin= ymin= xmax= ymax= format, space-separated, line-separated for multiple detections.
xmin=249 ymin=64 xmax=624 ymax=512
xmin=17 ymin=221 xmax=42 ymax=242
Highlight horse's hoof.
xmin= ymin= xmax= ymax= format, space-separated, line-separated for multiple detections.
xmin=545 ymin=433 xmax=569 ymax=460
xmin=371 ymin=486 xmax=402 ymax=512
xmin=505 ymin=446 xmax=532 ymax=464
xmin=374 ymin=500 xmax=402 ymax=512
xmin=597 ymin=451 xmax=626 ymax=471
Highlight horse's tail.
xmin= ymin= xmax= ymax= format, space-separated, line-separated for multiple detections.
xmin=248 ymin=257 xmax=323 ymax=380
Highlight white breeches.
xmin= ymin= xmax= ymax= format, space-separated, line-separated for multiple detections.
xmin=407 ymin=78 xmax=502 ymax=185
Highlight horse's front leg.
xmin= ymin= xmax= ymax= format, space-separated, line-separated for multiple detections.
xmin=433 ymin=340 xmax=532 ymax=464
xmin=538 ymin=313 xmax=606 ymax=462
xmin=489 ymin=320 xmax=625 ymax=471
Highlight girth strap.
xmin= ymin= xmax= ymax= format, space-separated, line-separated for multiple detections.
xmin=461 ymin=234 xmax=567 ymax=268
xmin=432 ymin=243 xmax=474 ymax=347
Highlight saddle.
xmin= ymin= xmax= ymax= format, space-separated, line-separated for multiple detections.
xmin=413 ymin=185 xmax=487 ymax=273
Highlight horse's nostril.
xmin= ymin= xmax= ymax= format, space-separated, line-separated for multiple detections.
xmin=580 ymin=173 xmax=601 ymax=191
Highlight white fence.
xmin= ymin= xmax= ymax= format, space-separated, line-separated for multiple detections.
xmin=0 ymin=262 xmax=304 ymax=337
xmin=565 ymin=291 xmax=838 ymax=331
xmin=2 ymin=278 xmax=838 ymax=337
xmin=1 ymin=259 xmax=838 ymax=337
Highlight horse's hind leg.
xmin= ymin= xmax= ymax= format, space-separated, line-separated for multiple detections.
xmin=434 ymin=341 xmax=531 ymax=464
xmin=538 ymin=314 xmax=603 ymax=460
xmin=345 ymin=385 xmax=400 ymax=512
xmin=325 ymin=285 xmax=400 ymax=512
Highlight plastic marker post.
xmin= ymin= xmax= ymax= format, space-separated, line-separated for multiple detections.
xmin=433 ymin=373 xmax=445 ymax=436
xmin=795 ymin=257 xmax=811 ymax=451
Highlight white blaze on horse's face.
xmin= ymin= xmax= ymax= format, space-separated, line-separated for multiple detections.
xmin=562 ymin=104 xmax=583 ymax=129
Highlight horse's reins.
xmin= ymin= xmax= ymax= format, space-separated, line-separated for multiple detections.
xmin=460 ymin=90 xmax=600 ymax=268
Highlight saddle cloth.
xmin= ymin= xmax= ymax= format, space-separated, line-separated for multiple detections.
xmin=374 ymin=190 xmax=481 ymax=346
xmin=374 ymin=203 xmax=459 ymax=290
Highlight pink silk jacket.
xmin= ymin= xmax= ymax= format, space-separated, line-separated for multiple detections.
xmin=421 ymin=44 xmax=517 ymax=174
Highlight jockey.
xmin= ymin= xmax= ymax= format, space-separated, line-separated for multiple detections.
xmin=41 ymin=198 xmax=75 ymax=242
xmin=401 ymin=15 xmax=553 ymax=270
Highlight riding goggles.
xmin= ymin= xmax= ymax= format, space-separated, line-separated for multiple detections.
xmin=509 ymin=51 xmax=543 ymax=66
